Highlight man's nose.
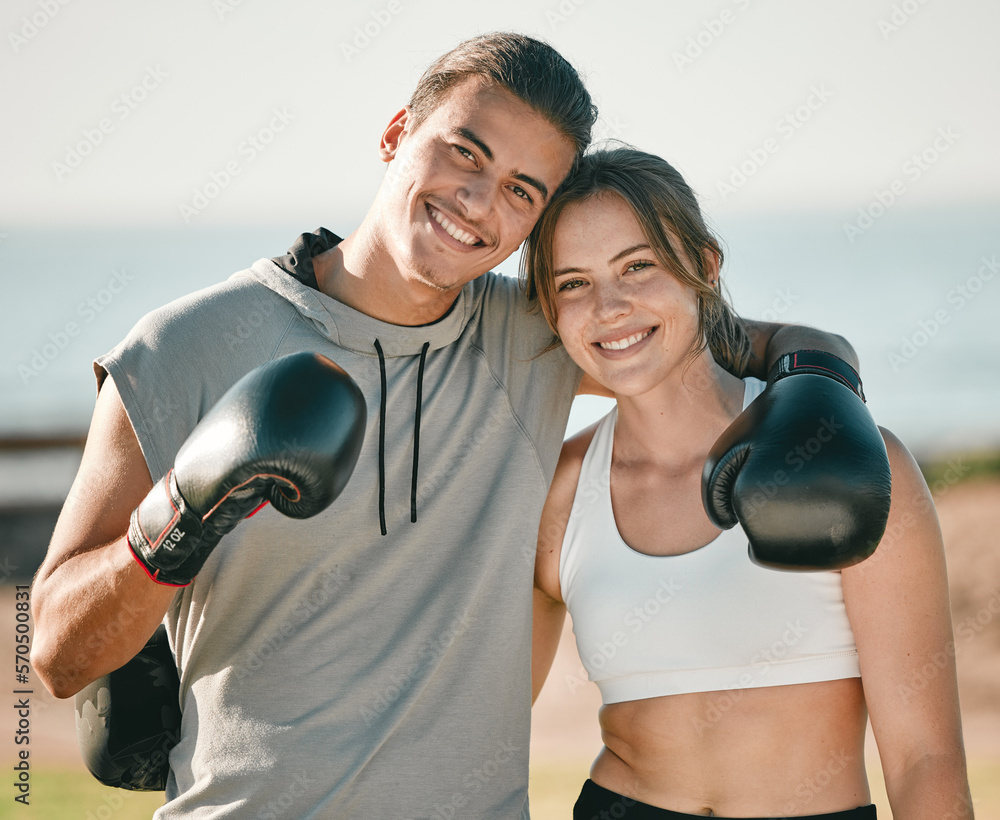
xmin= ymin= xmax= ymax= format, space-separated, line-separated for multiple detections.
xmin=456 ymin=175 xmax=495 ymax=221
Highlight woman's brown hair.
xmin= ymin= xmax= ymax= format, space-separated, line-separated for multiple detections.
xmin=521 ymin=145 xmax=753 ymax=376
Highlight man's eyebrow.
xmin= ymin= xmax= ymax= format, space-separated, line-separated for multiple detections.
xmin=513 ymin=172 xmax=548 ymax=202
xmin=455 ymin=127 xmax=550 ymax=202
xmin=457 ymin=127 xmax=493 ymax=161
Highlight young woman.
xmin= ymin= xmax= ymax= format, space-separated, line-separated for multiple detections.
xmin=525 ymin=147 xmax=973 ymax=819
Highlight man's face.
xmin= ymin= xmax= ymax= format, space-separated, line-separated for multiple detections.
xmin=377 ymin=78 xmax=577 ymax=296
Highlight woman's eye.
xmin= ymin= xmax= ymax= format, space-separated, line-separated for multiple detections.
xmin=625 ymin=260 xmax=654 ymax=272
xmin=556 ymin=279 xmax=585 ymax=292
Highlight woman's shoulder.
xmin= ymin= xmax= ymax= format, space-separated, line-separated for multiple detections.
xmin=877 ymin=425 xmax=927 ymax=492
xmin=538 ymin=417 xmax=607 ymax=562
xmin=554 ymin=412 xmax=612 ymax=491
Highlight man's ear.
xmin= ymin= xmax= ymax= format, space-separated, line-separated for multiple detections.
xmin=380 ymin=106 xmax=411 ymax=163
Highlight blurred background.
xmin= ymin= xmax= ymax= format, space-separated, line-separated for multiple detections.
xmin=1 ymin=0 xmax=998 ymax=817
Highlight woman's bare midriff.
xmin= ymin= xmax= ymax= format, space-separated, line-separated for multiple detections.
xmin=591 ymin=678 xmax=871 ymax=817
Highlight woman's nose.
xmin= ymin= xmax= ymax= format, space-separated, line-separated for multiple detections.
xmin=594 ymin=280 xmax=631 ymax=320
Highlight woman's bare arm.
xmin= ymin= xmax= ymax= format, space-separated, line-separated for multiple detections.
xmin=842 ymin=429 xmax=973 ymax=819
xmin=532 ymin=429 xmax=593 ymax=703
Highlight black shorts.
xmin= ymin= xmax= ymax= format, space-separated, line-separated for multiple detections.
xmin=573 ymin=779 xmax=877 ymax=820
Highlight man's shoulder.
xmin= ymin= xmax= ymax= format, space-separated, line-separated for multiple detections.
xmin=119 ymin=269 xmax=297 ymax=360
xmin=475 ymin=269 xmax=524 ymax=300
xmin=149 ymin=269 xmax=287 ymax=322
xmin=470 ymin=271 xmax=547 ymax=331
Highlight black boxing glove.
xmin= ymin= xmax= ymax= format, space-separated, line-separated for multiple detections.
xmin=75 ymin=625 xmax=180 ymax=790
xmin=702 ymin=350 xmax=891 ymax=570
xmin=128 ymin=352 xmax=366 ymax=586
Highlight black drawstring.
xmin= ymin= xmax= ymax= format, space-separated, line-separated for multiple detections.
xmin=411 ymin=342 xmax=429 ymax=523
xmin=373 ymin=339 xmax=430 ymax=535
xmin=374 ymin=339 xmax=388 ymax=537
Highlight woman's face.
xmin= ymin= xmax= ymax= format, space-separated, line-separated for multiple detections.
xmin=551 ymin=193 xmax=705 ymax=397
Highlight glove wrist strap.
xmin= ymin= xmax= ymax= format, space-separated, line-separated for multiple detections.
xmin=768 ymin=349 xmax=866 ymax=403
xmin=127 ymin=470 xmax=206 ymax=587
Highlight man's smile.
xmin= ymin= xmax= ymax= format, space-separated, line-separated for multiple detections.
xmin=426 ymin=203 xmax=485 ymax=248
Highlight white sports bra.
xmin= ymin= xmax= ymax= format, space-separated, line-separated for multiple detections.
xmin=559 ymin=378 xmax=860 ymax=704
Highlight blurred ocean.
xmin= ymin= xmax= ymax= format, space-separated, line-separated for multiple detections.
xmin=1 ymin=206 xmax=998 ymax=516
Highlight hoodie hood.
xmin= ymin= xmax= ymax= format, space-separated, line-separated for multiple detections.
xmin=243 ymin=228 xmax=474 ymax=359
xmin=243 ymin=228 xmax=482 ymax=535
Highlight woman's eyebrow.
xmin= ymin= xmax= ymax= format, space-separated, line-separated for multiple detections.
xmin=609 ymin=244 xmax=651 ymax=264
xmin=554 ymin=244 xmax=652 ymax=279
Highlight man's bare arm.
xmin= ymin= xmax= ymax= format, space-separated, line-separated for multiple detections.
xmin=743 ymin=320 xmax=859 ymax=378
xmin=31 ymin=377 xmax=177 ymax=698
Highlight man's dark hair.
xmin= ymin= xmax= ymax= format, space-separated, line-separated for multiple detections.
xmin=408 ymin=32 xmax=597 ymax=158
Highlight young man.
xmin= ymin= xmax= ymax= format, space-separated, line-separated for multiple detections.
xmin=32 ymin=33 xmax=872 ymax=818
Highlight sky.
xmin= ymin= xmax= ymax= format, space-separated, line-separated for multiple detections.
xmin=1 ymin=0 xmax=999 ymax=452
xmin=2 ymin=0 xmax=998 ymax=230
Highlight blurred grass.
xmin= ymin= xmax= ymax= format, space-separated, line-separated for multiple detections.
xmin=0 ymin=770 xmax=164 ymax=820
xmin=919 ymin=448 xmax=1000 ymax=490
xmin=528 ymin=757 xmax=1000 ymax=819
xmin=0 ymin=759 xmax=996 ymax=818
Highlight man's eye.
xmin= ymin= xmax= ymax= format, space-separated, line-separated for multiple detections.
xmin=510 ymin=185 xmax=533 ymax=203
xmin=456 ymin=145 xmax=474 ymax=161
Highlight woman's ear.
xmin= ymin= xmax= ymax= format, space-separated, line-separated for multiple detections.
xmin=703 ymin=247 xmax=721 ymax=288
xmin=379 ymin=106 xmax=411 ymax=163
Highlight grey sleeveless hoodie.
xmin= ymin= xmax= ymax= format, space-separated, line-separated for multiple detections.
xmin=96 ymin=229 xmax=581 ymax=818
